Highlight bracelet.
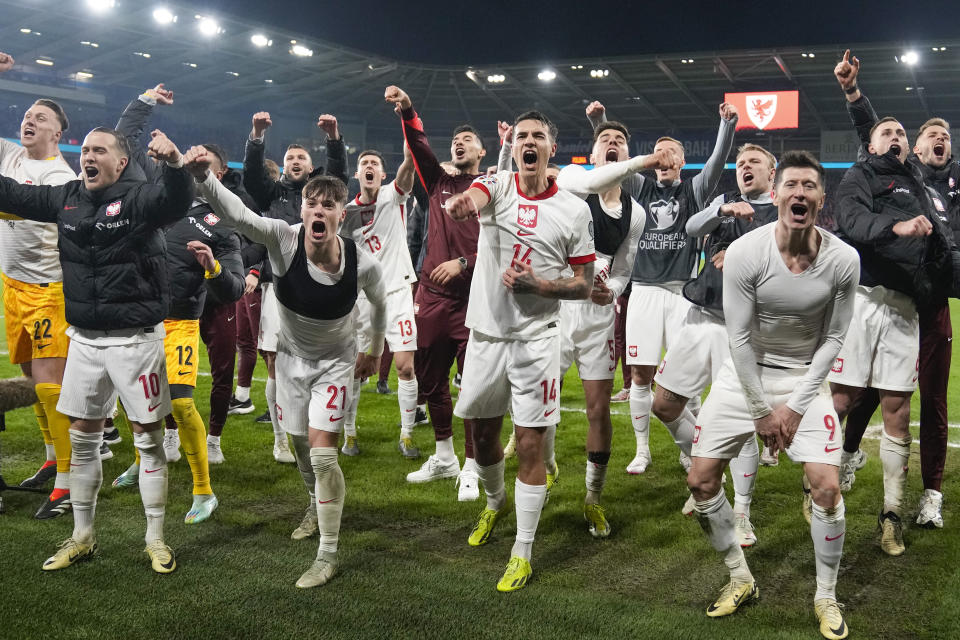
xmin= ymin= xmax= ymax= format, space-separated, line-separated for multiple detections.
xmin=204 ymin=261 xmax=222 ymax=279
xmin=843 ymin=84 xmax=859 ymax=95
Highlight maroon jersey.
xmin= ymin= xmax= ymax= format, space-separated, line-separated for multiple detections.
xmin=401 ymin=107 xmax=480 ymax=300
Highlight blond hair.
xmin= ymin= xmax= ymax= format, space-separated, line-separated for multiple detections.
xmin=736 ymin=143 xmax=777 ymax=171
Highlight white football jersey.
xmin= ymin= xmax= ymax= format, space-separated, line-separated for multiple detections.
xmin=0 ymin=139 xmax=76 ymax=283
xmin=341 ymin=180 xmax=416 ymax=293
xmin=467 ymin=171 xmax=595 ymax=340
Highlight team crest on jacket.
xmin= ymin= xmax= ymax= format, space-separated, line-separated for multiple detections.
xmin=518 ymin=205 xmax=538 ymax=228
xmin=204 ymin=213 xmax=220 ymax=226
xmin=105 ymin=200 xmax=122 ymax=217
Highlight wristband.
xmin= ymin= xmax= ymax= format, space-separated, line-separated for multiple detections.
xmin=844 ymin=84 xmax=859 ymax=95
xmin=204 ymin=260 xmax=222 ymax=279
xmin=457 ymin=256 xmax=468 ymax=270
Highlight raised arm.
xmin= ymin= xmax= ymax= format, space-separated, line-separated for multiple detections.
xmin=116 ymin=85 xmax=174 ymax=184
xmin=242 ymin=111 xmax=282 ymax=210
xmin=497 ymin=121 xmax=514 ymax=172
xmin=585 ymin=101 xmax=607 ymax=131
xmin=317 ymin=114 xmax=348 ymax=185
xmin=834 ymin=49 xmax=877 ymax=152
xmin=395 ymin=141 xmax=416 ymax=195
xmin=0 ymin=174 xmax=63 ymax=223
xmin=786 ymin=252 xmax=859 ymax=415
xmin=690 ymin=103 xmax=738 ymax=208
xmin=556 ymin=150 xmax=675 ymax=196
xmin=140 ymin=130 xmax=194 ymax=226
xmin=385 ymin=86 xmax=445 ymax=192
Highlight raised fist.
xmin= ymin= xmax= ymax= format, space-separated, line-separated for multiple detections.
xmin=0 ymin=52 xmax=14 ymax=73
xmin=384 ymin=85 xmax=411 ymax=110
xmin=251 ymin=111 xmax=272 ymax=139
xmin=497 ymin=120 xmax=514 ymax=144
xmin=719 ymin=102 xmax=738 ymax=121
xmin=834 ymin=49 xmax=860 ymax=90
xmin=445 ymin=192 xmax=477 ymax=221
xmin=720 ymin=201 xmax=755 ymax=220
xmin=585 ymin=101 xmax=605 ymax=120
xmin=146 ymin=83 xmax=174 ymax=105
xmin=316 ymin=113 xmax=339 ymax=139
xmin=182 ymin=145 xmax=212 ymax=178
xmin=643 ymin=147 xmax=681 ymax=172
xmin=147 ymin=130 xmax=181 ymax=164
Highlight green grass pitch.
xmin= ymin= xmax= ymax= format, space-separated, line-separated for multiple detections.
xmin=1 ymin=302 xmax=959 ymax=639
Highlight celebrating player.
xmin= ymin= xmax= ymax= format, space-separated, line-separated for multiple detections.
xmin=242 ymin=110 xmax=348 ymax=465
xmin=186 ymin=145 xmax=387 ymax=588
xmin=0 ymin=52 xmax=80 ymax=520
xmin=339 ymin=143 xmax=417 ymax=456
xmin=445 ymin=111 xmax=595 ymax=592
xmin=585 ymin=100 xmax=739 ymax=473
xmin=0 ymin=126 xmax=194 ymax=572
xmin=686 ymin=151 xmax=858 ymax=640
xmin=554 ymin=121 xmax=644 ymax=537
xmin=653 ymin=143 xmax=779 ymax=543
xmin=386 ymin=84 xmax=485 ymax=498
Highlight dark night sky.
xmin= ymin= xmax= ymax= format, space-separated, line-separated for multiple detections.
xmin=210 ymin=0 xmax=957 ymax=65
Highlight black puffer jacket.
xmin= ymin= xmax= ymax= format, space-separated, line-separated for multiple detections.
xmin=0 ymin=162 xmax=194 ymax=329
xmin=836 ymin=151 xmax=954 ymax=304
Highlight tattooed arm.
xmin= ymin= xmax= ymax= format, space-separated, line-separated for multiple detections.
xmin=502 ymin=262 xmax=593 ymax=300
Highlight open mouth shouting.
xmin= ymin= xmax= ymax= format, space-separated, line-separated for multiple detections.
xmin=83 ymin=165 xmax=100 ymax=182
xmin=521 ymin=148 xmax=538 ymax=170
xmin=363 ymin=169 xmax=375 ymax=182
xmin=605 ymin=148 xmax=619 ymax=163
xmin=741 ymin=171 xmax=754 ymax=188
xmin=453 ymin=147 xmax=466 ymax=161
xmin=21 ymin=125 xmax=36 ymax=140
xmin=934 ymin=142 xmax=946 ymax=160
xmin=790 ymin=202 xmax=809 ymax=222
xmin=889 ymin=143 xmax=902 ymax=158
xmin=310 ymin=219 xmax=327 ymax=241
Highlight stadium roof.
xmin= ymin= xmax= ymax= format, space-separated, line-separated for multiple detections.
xmin=1 ymin=0 xmax=958 ymax=149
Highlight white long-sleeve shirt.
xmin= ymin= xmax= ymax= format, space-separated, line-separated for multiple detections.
xmin=722 ymin=223 xmax=859 ymax=418
xmin=195 ymin=171 xmax=387 ymax=360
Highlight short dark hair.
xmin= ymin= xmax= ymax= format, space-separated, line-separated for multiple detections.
xmin=514 ymin=110 xmax=558 ymax=142
xmin=869 ymin=116 xmax=903 ymax=141
xmin=774 ymin=150 xmax=824 ymax=187
xmin=357 ymin=149 xmax=386 ymax=170
xmin=452 ymin=125 xmax=485 ymax=151
xmin=32 ymin=99 xmax=69 ymax=132
xmin=302 ymin=175 xmax=347 ymax=205
xmin=87 ymin=126 xmax=131 ymax=158
xmin=593 ymin=121 xmax=630 ymax=143
xmin=286 ymin=143 xmax=310 ymax=155
xmin=202 ymin=143 xmax=228 ymax=171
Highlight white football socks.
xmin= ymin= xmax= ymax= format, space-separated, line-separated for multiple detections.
xmin=695 ymin=488 xmax=753 ymax=583
xmin=134 ymin=430 xmax=168 ymax=544
xmin=69 ymin=430 xmax=103 ymax=543
xmin=397 ymin=377 xmax=418 ymax=438
xmin=585 ymin=459 xmax=608 ymax=505
xmin=343 ymin=377 xmax=362 ymax=438
xmin=811 ymin=498 xmax=845 ymax=602
xmin=880 ymin=431 xmax=911 ymax=515
xmin=512 ymin=479 xmax=546 ymax=560
xmin=629 ymin=384 xmax=652 ymax=458
xmin=310 ymin=447 xmax=345 ymax=556
xmin=477 ymin=459 xmax=506 ymax=511
xmin=542 ymin=424 xmax=557 ymax=473
xmin=235 ymin=385 xmax=250 ymax=403
xmin=663 ymin=407 xmax=696 ymax=457
xmin=730 ymin=437 xmax=759 ymax=518
xmin=265 ymin=377 xmax=283 ymax=440
xmin=435 ymin=436 xmax=457 ymax=464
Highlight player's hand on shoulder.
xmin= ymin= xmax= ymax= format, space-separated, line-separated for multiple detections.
xmin=146 ymin=83 xmax=174 ymax=105
xmin=585 ymin=101 xmax=605 ymax=119
xmin=892 ymin=214 xmax=933 ymax=237
xmin=719 ymin=102 xmax=738 ymax=121
xmin=384 ymin=86 xmax=411 ymax=110
xmin=720 ymin=201 xmax=754 ymax=221
xmin=183 ymin=145 xmax=212 ymax=178
xmin=0 ymin=52 xmax=15 ymax=73
xmin=147 ymin=129 xmax=181 ymax=164
xmin=251 ymin=111 xmax=272 ymax=138
xmin=187 ymin=240 xmax=216 ymax=271
xmin=317 ymin=114 xmax=339 ymax=139
xmin=834 ymin=49 xmax=860 ymax=90
xmin=590 ymin=282 xmax=614 ymax=306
